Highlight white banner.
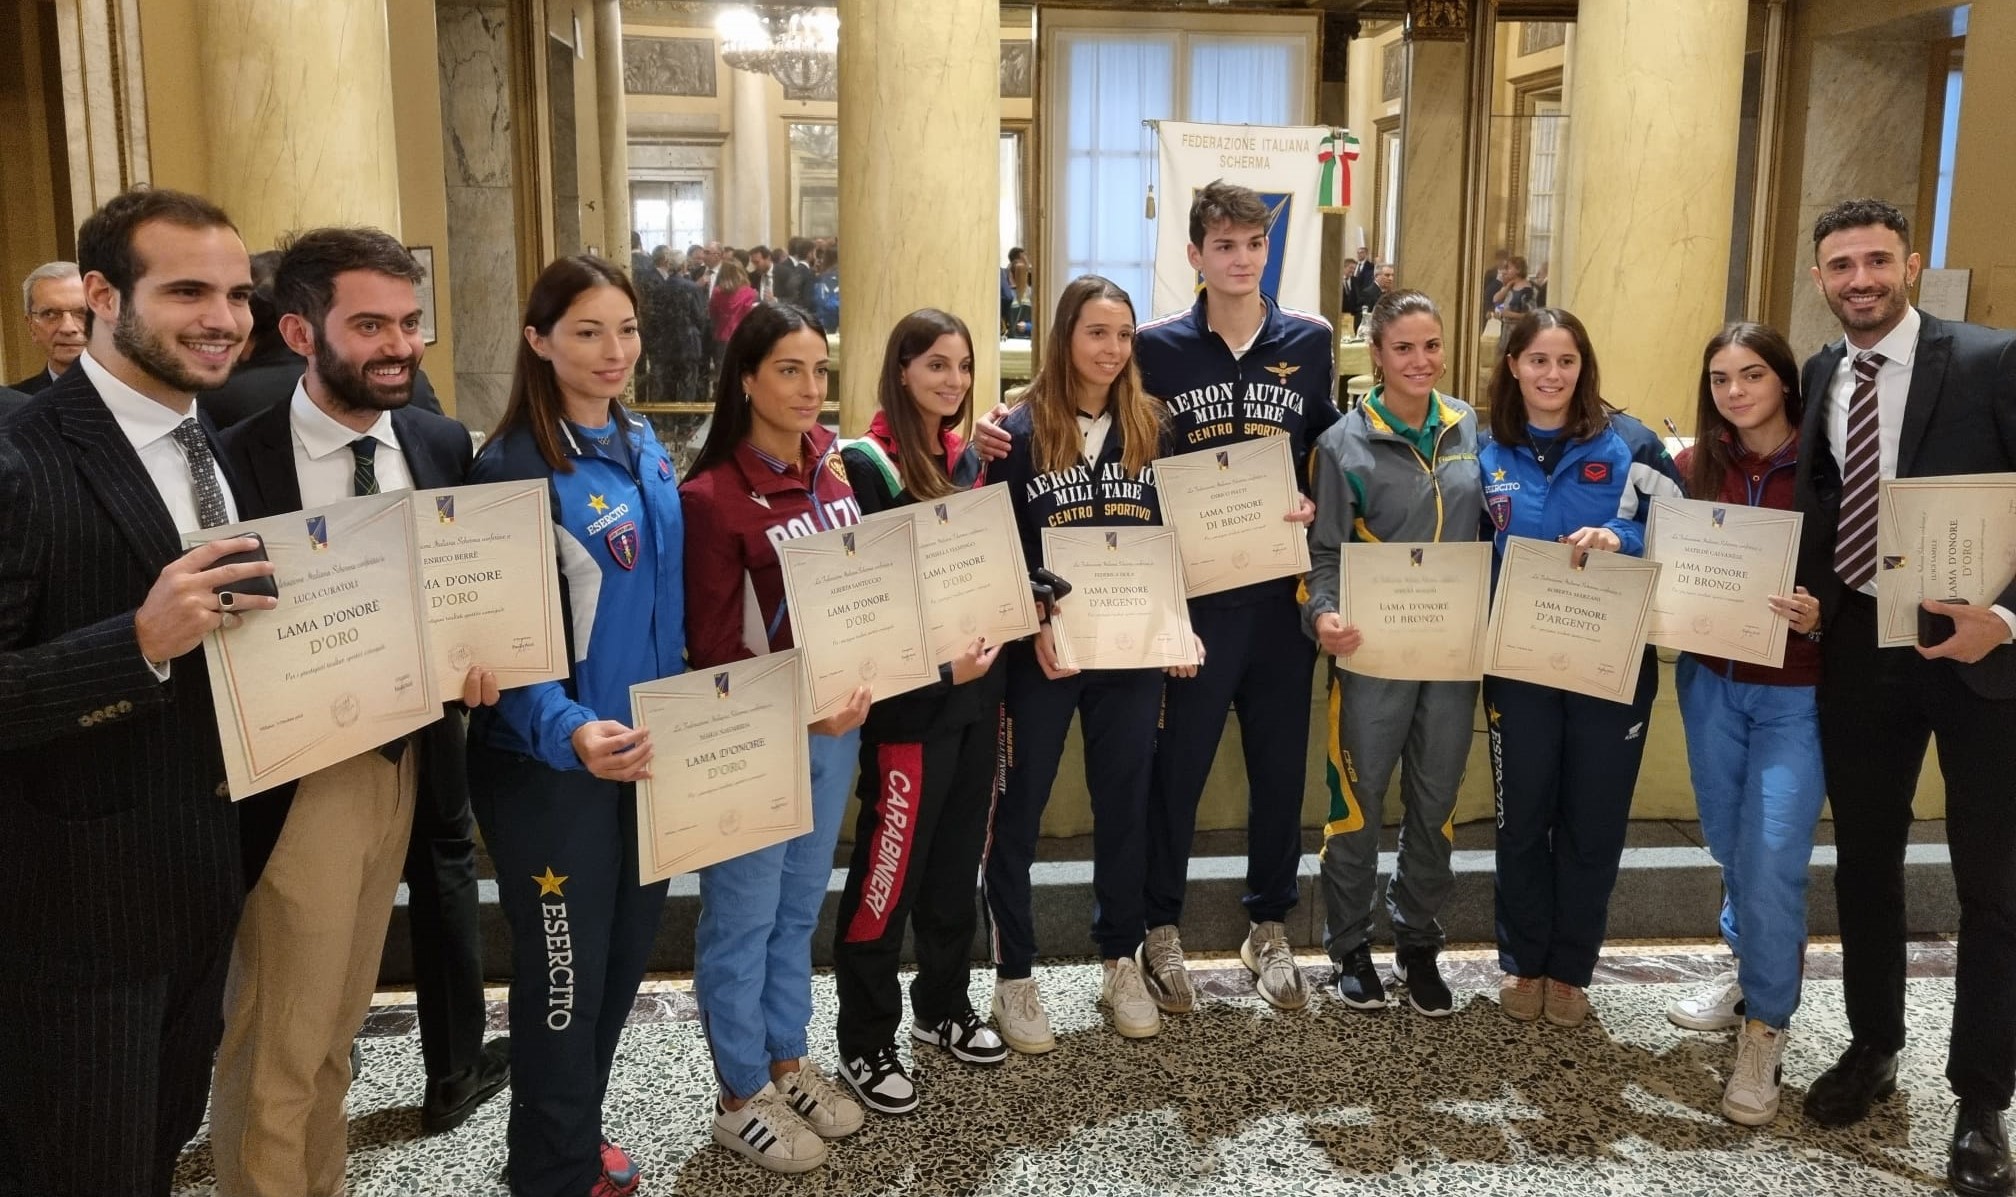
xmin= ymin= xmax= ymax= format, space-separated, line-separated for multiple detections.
xmin=1152 ymin=121 xmax=1335 ymax=319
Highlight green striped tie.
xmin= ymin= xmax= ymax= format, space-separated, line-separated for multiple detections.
xmin=350 ymin=437 xmax=380 ymax=496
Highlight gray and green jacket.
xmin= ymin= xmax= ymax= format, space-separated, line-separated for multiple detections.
xmin=1299 ymin=389 xmax=1485 ymax=641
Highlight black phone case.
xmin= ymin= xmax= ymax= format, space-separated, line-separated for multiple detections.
xmin=211 ymin=533 xmax=279 ymax=600
xmin=1918 ymin=598 xmax=1966 ymax=648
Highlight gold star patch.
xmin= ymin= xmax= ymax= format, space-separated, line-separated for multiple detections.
xmin=1264 ymin=361 xmax=1300 ymax=382
xmin=588 ymin=494 xmax=609 ymax=514
xmin=1491 ymin=468 xmax=1507 ymax=483
xmin=533 ymin=867 xmax=568 ymax=897
xmin=1486 ymin=704 xmax=1502 ymax=726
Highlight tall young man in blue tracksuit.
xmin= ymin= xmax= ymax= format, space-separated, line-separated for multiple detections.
xmin=1132 ymin=180 xmax=1340 ymax=1012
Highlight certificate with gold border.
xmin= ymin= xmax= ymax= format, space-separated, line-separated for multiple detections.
xmin=1338 ymin=541 xmax=1491 ymax=681
xmin=1482 ymin=536 xmax=1661 ymax=703
xmin=1644 ymin=496 xmax=1803 ymax=667
xmin=774 ymin=518 xmax=936 ymax=718
xmin=1152 ymin=435 xmax=1311 ymax=597
xmin=187 ymin=493 xmax=438 ymax=799
xmin=414 ymin=482 xmax=568 ymax=694
xmin=1875 ymin=473 xmax=2016 ymax=648
xmin=1040 ymin=526 xmax=1199 ymax=670
xmin=858 ymin=483 xmax=1039 ymax=663
xmin=631 ymin=650 xmax=811 ymax=883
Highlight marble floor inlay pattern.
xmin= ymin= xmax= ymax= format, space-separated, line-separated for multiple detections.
xmin=174 ymin=943 xmax=1965 ymax=1195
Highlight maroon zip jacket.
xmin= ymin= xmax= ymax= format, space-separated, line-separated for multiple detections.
xmin=1676 ymin=434 xmax=1821 ymax=686
xmin=680 ymin=424 xmax=863 ymax=669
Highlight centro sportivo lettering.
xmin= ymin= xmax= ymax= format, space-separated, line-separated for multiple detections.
xmin=533 ymin=867 xmax=576 ymax=1030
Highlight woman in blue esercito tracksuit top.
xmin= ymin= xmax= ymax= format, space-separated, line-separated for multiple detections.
xmin=1477 ymin=307 xmax=1685 ymax=1030
xmin=465 ymin=256 xmax=684 ymax=1197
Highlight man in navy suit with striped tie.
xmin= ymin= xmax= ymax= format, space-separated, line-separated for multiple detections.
xmin=0 ymin=188 xmax=279 ymax=1193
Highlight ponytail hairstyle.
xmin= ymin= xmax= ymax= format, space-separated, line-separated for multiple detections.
xmin=685 ymin=301 xmax=827 ymax=480
xmin=1026 ymin=274 xmax=1164 ymax=478
xmin=1362 ymin=288 xmax=1443 ymax=388
xmin=1689 ymin=321 xmax=1803 ymax=500
xmin=874 ymin=308 xmax=976 ymax=501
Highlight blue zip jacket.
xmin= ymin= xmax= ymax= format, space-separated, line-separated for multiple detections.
xmin=466 ymin=414 xmax=688 ymax=771
xmin=1478 ymin=411 xmax=1684 ymax=565
xmin=1135 ymin=292 xmax=1340 ymax=608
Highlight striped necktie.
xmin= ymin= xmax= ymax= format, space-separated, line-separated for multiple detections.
xmin=1833 ymin=350 xmax=1886 ymax=590
xmin=351 ymin=437 xmax=380 ymax=496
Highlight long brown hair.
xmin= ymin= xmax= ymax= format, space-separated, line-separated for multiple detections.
xmin=685 ymin=301 xmax=827 ymax=480
xmin=1689 ymin=322 xmax=1803 ymax=500
xmin=492 ymin=255 xmax=639 ymax=472
xmin=1026 ymin=275 xmax=1163 ymax=477
xmin=1487 ymin=307 xmax=1609 ymax=445
xmin=874 ymin=308 xmax=975 ymax=501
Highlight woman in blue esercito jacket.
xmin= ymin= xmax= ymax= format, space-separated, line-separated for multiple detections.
xmin=465 ymin=255 xmax=685 ymax=1197
xmin=1478 ymin=308 xmax=1685 ymax=1029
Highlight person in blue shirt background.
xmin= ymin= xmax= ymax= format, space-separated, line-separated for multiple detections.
xmin=1477 ymin=308 xmax=1684 ymax=1031
xmin=464 ymin=255 xmax=685 ymax=1197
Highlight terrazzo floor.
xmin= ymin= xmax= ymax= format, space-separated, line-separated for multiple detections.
xmin=172 ymin=943 xmax=1972 ymax=1196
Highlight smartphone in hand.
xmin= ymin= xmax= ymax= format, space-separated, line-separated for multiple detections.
xmin=211 ymin=533 xmax=279 ymax=601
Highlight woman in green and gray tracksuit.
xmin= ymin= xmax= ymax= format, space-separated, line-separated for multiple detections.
xmin=1300 ymin=289 xmax=1484 ymax=1018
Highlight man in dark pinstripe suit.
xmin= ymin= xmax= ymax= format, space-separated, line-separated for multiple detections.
xmin=0 ymin=188 xmax=280 ymax=1194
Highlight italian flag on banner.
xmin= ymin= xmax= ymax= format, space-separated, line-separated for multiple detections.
xmin=1317 ymin=129 xmax=1359 ymax=212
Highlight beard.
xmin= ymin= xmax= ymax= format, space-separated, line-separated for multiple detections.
xmin=112 ymin=303 xmax=234 ymax=392
xmin=1828 ymin=284 xmax=1906 ymax=333
xmin=315 ymin=350 xmax=416 ymax=414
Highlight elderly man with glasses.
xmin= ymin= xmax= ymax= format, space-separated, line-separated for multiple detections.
xmin=14 ymin=260 xmax=87 ymax=394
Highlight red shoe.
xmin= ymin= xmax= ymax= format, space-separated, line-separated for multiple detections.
xmin=599 ymin=1139 xmax=641 ymax=1195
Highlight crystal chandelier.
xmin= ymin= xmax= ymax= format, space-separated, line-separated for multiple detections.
xmin=717 ymin=6 xmax=839 ymax=96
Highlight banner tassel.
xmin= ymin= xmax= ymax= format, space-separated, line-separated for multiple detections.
xmin=1144 ymin=185 xmax=1157 ymax=220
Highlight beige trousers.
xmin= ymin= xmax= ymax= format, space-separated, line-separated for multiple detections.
xmin=210 ymin=747 xmax=417 ymax=1197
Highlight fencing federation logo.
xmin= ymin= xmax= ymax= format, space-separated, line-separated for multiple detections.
xmin=306 ymin=515 xmax=329 ymax=551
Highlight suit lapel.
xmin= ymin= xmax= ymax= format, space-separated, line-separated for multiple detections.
xmin=243 ymin=398 xmax=305 ymax=517
xmin=1796 ymin=342 xmax=1844 ymax=494
xmin=391 ymin=409 xmax=453 ymax=490
xmin=1896 ymin=315 xmax=1950 ymax=478
xmin=55 ymin=382 xmax=184 ymax=574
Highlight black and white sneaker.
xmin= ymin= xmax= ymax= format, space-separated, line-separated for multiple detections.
xmin=912 ymin=1009 xmax=1008 ymax=1066
xmin=1330 ymin=943 xmax=1388 ymax=1010
xmin=1393 ymin=945 xmax=1455 ymax=1017
xmin=840 ymin=1046 xmax=919 ymax=1116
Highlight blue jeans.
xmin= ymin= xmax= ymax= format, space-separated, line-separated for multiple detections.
xmin=694 ymin=729 xmax=858 ymax=1101
xmin=1675 ymin=655 xmax=1826 ymax=1029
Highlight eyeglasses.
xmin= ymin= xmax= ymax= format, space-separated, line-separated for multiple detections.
xmin=30 ymin=307 xmax=87 ymax=326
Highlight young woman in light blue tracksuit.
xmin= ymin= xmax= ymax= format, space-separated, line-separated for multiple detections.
xmin=1477 ymin=308 xmax=1686 ymax=1029
xmin=466 ymin=256 xmax=682 ymax=1197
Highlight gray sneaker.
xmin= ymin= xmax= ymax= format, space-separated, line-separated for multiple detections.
xmin=1240 ymin=921 xmax=1308 ymax=1010
xmin=1137 ymin=925 xmax=1195 ymax=1014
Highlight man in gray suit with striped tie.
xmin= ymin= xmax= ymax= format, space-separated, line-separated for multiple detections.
xmin=0 ymin=188 xmax=279 ymax=1194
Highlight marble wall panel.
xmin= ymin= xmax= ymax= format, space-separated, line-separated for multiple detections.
xmin=439 ymin=4 xmax=515 ymax=189
xmin=438 ymin=1 xmax=522 ymax=429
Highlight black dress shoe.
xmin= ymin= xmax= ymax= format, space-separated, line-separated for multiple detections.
xmin=1803 ymin=1042 xmax=1899 ymax=1126
xmin=422 ymin=1036 xmax=512 ymax=1135
xmin=1951 ymin=1099 xmax=2013 ymax=1197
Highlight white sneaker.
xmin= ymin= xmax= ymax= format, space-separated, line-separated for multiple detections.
xmin=1722 ymin=1020 xmax=1785 ymax=1126
xmin=1668 ymin=968 xmax=1746 ymax=1032
xmin=713 ymin=1083 xmax=828 ymax=1174
xmin=775 ymin=1059 xmax=865 ymax=1139
xmin=1138 ymin=924 xmax=1196 ymax=1014
xmin=991 ymin=977 xmax=1056 ymax=1055
xmin=1100 ymin=956 xmax=1162 ymax=1039
xmin=1240 ymin=921 xmax=1309 ymax=1010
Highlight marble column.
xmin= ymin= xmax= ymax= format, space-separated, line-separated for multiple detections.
xmin=723 ymin=68 xmax=771 ymax=251
xmin=1555 ymin=0 xmax=1746 ymax=431
xmin=1394 ymin=1 xmax=1474 ymax=328
xmin=439 ymin=2 xmax=521 ymax=434
xmin=593 ymin=0 xmax=631 ymax=260
xmin=194 ymin=0 xmax=402 ymax=247
xmin=837 ymin=0 xmax=998 ymax=435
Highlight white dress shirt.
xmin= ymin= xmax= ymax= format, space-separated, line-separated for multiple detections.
xmin=1827 ymin=306 xmax=2015 ymax=638
xmin=79 ymin=350 xmax=241 ymax=533
xmin=289 ymin=380 xmax=414 ymax=505
xmin=1077 ymin=409 xmax=1113 ymax=465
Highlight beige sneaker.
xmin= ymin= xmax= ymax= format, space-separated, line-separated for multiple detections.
xmin=713 ymin=1082 xmax=829 ymax=1174
xmin=1543 ymin=978 xmax=1590 ymax=1027
xmin=1499 ymin=973 xmax=1543 ymax=1022
xmin=1137 ymin=925 xmax=1195 ymax=1014
xmin=1722 ymin=1020 xmax=1785 ymax=1126
xmin=774 ymin=1058 xmax=864 ymax=1139
xmin=990 ymin=977 xmax=1056 ymax=1055
xmin=1100 ymin=956 xmax=1163 ymax=1038
xmin=1240 ymin=921 xmax=1309 ymax=1010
